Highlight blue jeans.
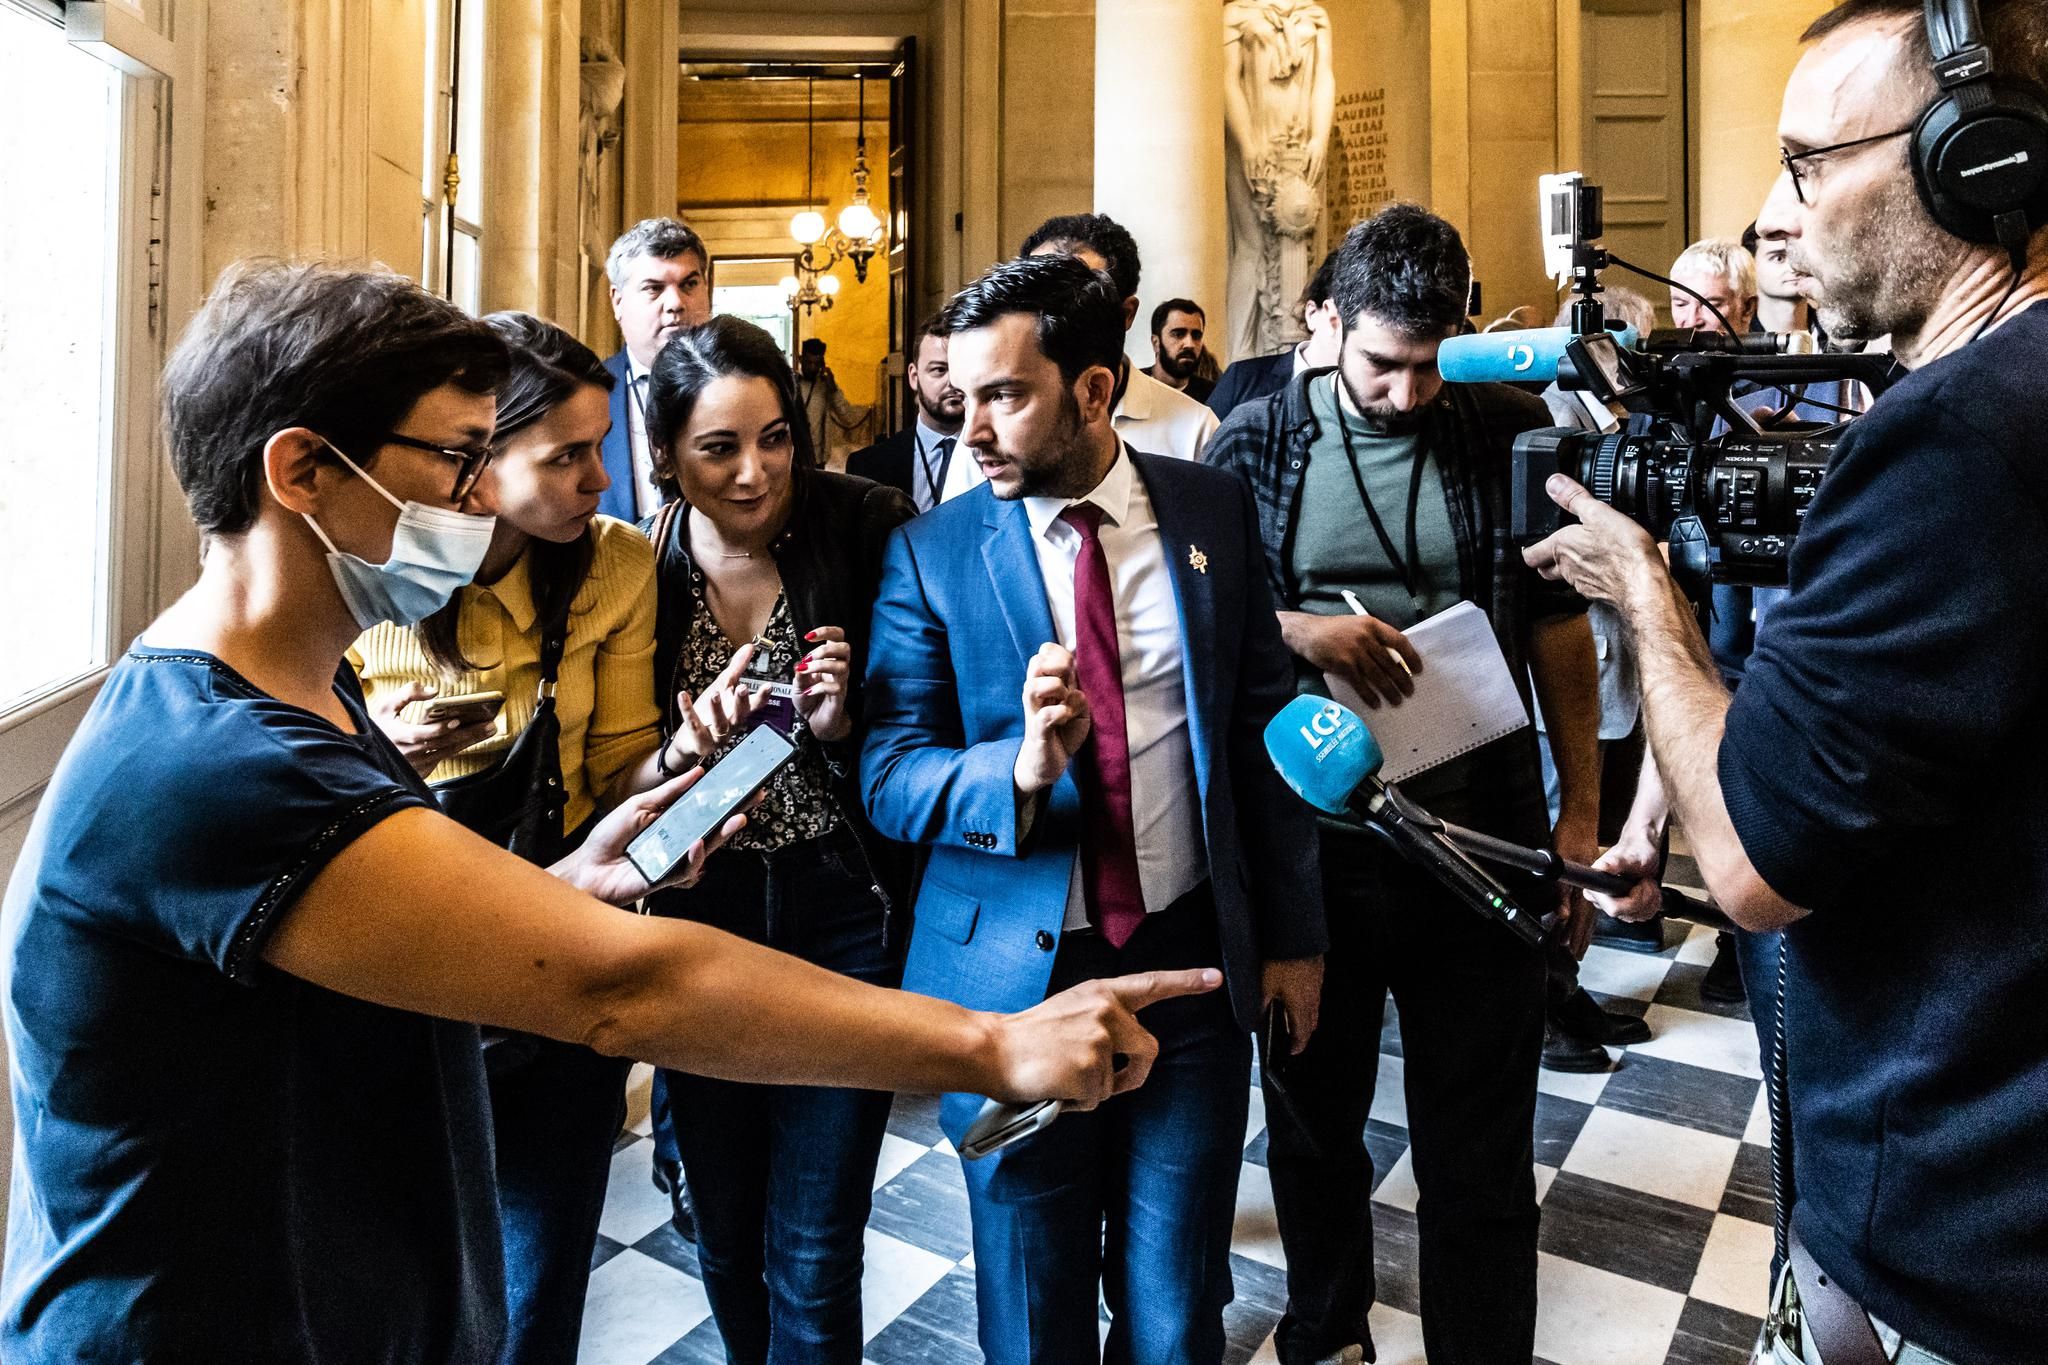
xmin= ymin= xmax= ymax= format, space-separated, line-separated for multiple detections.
xmin=659 ymin=826 xmax=896 ymax=1365
xmin=962 ymin=886 xmax=1251 ymax=1365
xmin=489 ymin=1036 xmax=634 ymax=1365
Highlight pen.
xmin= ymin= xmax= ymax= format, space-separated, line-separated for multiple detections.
xmin=1340 ymin=590 xmax=1415 ymax=678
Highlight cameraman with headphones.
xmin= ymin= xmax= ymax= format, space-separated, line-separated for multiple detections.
xmin=1524 ymin=2 xmax=2048 ymax=1363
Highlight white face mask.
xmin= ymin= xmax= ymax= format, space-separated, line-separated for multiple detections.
xmin=303 ymin=442 xmax=497 ymax=629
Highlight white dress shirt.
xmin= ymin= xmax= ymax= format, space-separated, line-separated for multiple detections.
xmin=1023 ymin=445 xmax=1207 ymax=929
xmin=625 ymin=356 xmax=663 ymax=521
xmin=938 ymin=364 xmax=1222 ymax=506
xmin=1113 ymin=364 xmax=1220 ymax=462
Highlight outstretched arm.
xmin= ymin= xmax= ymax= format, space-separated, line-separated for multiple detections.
xmin=266 ymin=803 xmax=1220 ymax=1106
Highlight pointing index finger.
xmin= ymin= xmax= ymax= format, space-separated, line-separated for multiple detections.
xmin=1104 ymin=967 xmax=1223 ymax=1012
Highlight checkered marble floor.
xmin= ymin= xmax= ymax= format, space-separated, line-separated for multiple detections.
xmin=583 ymin=878 xmax=1772 ymax=1365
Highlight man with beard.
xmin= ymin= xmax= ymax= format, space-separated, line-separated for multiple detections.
xmin=861 ymin=253 xmax=1326 ymax=1365
xmin=1206 ymin=202 xmax=1602 ymax=1365
xmin=850 ymin=314 xmax=965 ymax=511
xmin=599 ymin=217 xmax=711 ymax=520
xmin=1533 ymin=1 xmax=2048 ymax=1361
xmin=1144 ymin=298 xmax=1216 ymax=403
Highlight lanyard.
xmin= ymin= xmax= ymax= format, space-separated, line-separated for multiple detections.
xmin=1331 ymin=374 xmax=1428 ymax=617
xmin=628 ymin=370 xmax=653 ymax=441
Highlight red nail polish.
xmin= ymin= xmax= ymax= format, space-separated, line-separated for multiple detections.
xmin=796 ymin=660 xmax=810 ymax=672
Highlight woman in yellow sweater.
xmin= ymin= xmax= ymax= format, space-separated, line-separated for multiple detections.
xmin=350 ymin=312 xmax=749 ymax=1365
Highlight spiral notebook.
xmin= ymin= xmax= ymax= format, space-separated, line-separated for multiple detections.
xmin=1323 ymin=600 xmax=1531 ymax=784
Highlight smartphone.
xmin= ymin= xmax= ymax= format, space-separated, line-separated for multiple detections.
xmin=960 ymin=1098 xmax=1067 ymax=1162
xmin=625 ymin=725 xmax=797 ymax=885
xmin=420 ymin=690 xmax=505 ymax=727
xmin=1260 ymin=1001 xmax=1294 ymax=1072
xmin=1258 ymin=1002 xmax=1320 ymax=1157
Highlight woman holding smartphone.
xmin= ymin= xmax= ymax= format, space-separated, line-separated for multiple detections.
xmin=641 ymin=317 xmax=914 ymax=1364
xmin=348 ymin=313 xmax=754 ymax=1365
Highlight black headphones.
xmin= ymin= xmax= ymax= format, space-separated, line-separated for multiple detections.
xmin=1912 ymin=0 xmax=2048 ymax=256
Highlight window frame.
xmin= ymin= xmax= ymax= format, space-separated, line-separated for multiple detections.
xmin=421 ymin=0 xmax=485 ymax=310
xmin=0 ymin=1 xmax=194 ymax=844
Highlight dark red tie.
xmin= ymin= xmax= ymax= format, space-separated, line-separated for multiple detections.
xmin=1059 ymin=504 xmax=1145 ymax=948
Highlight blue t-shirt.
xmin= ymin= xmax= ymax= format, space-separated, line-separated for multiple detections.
xmin=1 ymin=646 xmax=503 ymax=1363
xmin=1719 ymin=305 xmax=2048 ymax=1365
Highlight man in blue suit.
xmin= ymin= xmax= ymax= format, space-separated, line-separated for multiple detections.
xmin=863 ymin=253 xmax=1327 ymax=1365
xmin=598 ymin=217 xmax=710 ymax=523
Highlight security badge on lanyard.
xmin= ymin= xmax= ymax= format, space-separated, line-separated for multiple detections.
xmin=1332 ymin=373 xmax=1430 ymax=622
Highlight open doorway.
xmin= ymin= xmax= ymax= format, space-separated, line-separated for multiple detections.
xmin=678 ymin=51 xmax=916 ymax=452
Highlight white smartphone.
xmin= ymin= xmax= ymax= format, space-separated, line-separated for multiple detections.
xmin=625 ymin=726 xmax=797 ymax=885
xmin=960 ymin=1098 xmax=1069 ymax=1161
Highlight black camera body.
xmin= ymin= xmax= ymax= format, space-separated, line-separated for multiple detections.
xmin=1515 ymin=425 xmax=1836 ymax=591
xmin=1510 ymin=329 xmax=1893 ymax=595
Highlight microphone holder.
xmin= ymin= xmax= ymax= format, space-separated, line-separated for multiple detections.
xmin=1355 ymin=779 xmax=1737 ymax=943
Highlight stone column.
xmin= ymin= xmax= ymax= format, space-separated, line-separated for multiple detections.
xmin=1093 ymin=0 xmax=1229 ymax=364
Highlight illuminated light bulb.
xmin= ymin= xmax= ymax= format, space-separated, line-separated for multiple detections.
xmin=789 ymin=210 xmax=827 ymax=246
xmin=838 ymin=200 xmax=882 ymax=241
xmin=819 ymin=273 xmax=842 ymax=296
xmin=779 ymin=274 xmax=801 ymax=296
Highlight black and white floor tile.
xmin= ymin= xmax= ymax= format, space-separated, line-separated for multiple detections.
xmin=582 ymin=911 xmax=1773 ymax=1365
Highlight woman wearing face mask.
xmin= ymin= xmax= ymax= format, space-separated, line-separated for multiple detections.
xmin=0 ymin=263 xmax=1209 ymax=1364
xmin=348 ymin=313 xmax=752 ymax=1365
xmin=641 ymin=317 xmax=915 ymax=1364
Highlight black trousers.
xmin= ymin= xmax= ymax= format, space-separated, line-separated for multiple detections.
xmin=1265 ymin=824 xmax=1546 ymax=1365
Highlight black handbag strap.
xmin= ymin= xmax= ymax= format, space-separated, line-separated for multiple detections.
xmin=536 ymin=621 xmax=567 ymax=699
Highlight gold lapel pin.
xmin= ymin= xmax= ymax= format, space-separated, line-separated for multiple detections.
xmin=1188 ymin=546 xmax=1209 ymax=574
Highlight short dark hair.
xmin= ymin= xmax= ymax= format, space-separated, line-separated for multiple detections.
xmin=1329 ymin=203 xmax=1473 ymax=340
xmin=912 ymin=310 xmax=950 ymax=360
xmin=1149 ymin=298 xmax=1204 ymax=337
xmin=1019 ymin=212 xmax=1143 ymax=301
xmin=161 ymin=260 xmax=507 ymax=537
xmin=647 ymin=316 xmax=818 ymax=473
xmin=1804 ymin=0 xmax=2048 ymax=96
xmin=940 ymin=254 xmax=1126 ymax=387
xmin=416 ymin=312 xmax=613 ymax=675
xmin=800 ymin=338 xmax=826 ymax=355
xmin=1302 ymin=250 xmax=1340 ymax=310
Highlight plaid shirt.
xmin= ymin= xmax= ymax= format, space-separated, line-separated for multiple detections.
xmin=1204 ymin=367 xmax=1587 ymax=842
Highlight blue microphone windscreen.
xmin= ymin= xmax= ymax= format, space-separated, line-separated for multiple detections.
xmin=1437 ymin=325 xmax=1640 ymax=386
xmin=1264 ymin=696 xmax=1385 ymax=817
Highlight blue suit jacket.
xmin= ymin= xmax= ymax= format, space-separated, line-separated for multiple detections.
xmin=861 ymin=451 xmax=1326 ymax=1142
xmin=598 ymin=350 xmax=640 ymax=522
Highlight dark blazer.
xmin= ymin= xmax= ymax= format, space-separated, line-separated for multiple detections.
xmin=861 ymin=450 xmax=1326 ymax=1139
xmin=1207 ymin=348 xmax=1296 ymax=421
xmin=847 ymin=428 xmax=918 ymax=503
xmin=598 ymin=350 xmax=640 ymax=522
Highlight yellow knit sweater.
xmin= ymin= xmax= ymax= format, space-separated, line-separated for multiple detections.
xmin=348 ymin=515 xmax=661 ymax=834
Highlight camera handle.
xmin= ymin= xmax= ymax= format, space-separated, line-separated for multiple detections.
xmin=1668 ymin=515 xmax=1715 ymax=603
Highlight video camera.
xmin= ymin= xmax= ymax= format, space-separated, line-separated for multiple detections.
xmin=1488 ymin=174 xmax=1898 ymax=594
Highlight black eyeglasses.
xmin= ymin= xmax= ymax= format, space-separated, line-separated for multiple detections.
xmin=381 ymin=432 xmax=497 ymax=501
xmin=1779 ymin=126 xmax=1914 ymax=204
